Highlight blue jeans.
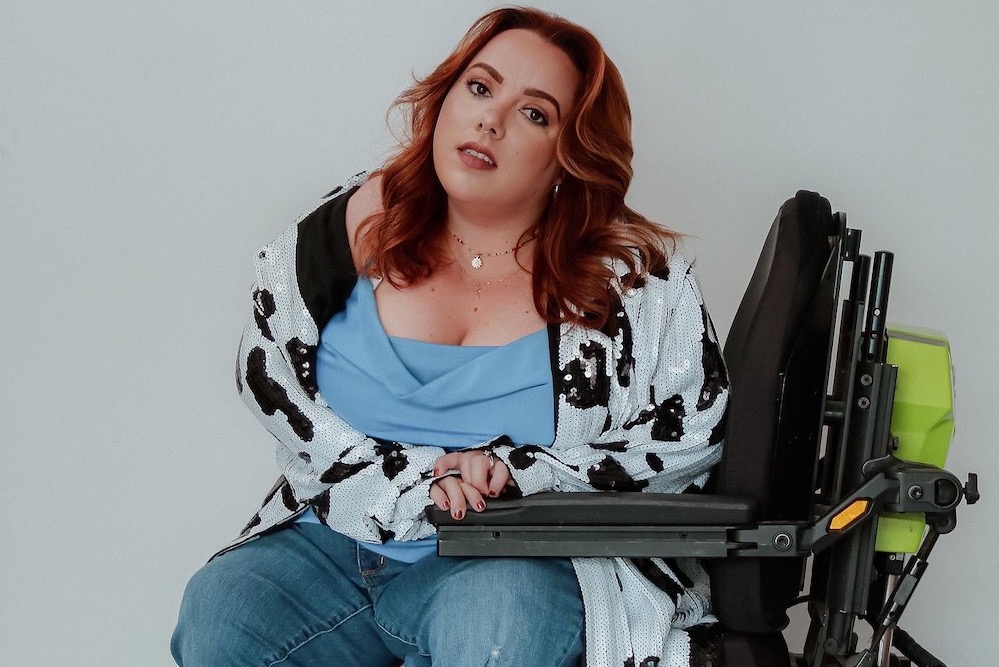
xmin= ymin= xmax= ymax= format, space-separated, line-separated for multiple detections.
xmin=171 ymin=523 xmax=584 ymax=666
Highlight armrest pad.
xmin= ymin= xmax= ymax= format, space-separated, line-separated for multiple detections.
xmin=431 ymin=492 xmax=757 ymax=527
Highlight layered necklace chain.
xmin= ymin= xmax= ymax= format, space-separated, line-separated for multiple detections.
xmin=449 ymin=230 xmax=537 ymax=270
xmin=447 ymin=231 xmax=532 ymax=298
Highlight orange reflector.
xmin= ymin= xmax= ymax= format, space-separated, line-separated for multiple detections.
xmin=829 ymin=499 xmax=870 ymax=532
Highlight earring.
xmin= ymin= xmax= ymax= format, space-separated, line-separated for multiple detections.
xmin=553 ymin=180 xmax=561 ymax=197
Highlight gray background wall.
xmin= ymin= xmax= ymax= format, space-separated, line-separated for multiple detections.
xmin=2 ymin=1 xmax=995 ymax=664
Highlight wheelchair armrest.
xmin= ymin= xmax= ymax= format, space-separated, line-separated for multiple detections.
xmin=431 ymin=492 xmax=759 ymax=558
xmin=431 ymin=492 xmax=757 ymax=526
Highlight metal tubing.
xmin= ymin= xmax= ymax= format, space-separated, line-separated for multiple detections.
xmin=863 ymin=252 xmax=894 ymax=363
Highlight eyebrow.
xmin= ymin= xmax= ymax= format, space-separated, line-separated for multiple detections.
xmin=467 ymin=62 xmax=562 ymax=120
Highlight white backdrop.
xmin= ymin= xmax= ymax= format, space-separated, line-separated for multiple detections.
xmin=2 ymin=2 xmax=995 ymax=665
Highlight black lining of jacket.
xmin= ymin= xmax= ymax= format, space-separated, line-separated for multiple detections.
xmin=296 ymin=185 xmax=361 ymax=328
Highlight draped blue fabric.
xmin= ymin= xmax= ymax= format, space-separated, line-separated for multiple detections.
xmin=298 ymin=277 xmax=554 ymax=562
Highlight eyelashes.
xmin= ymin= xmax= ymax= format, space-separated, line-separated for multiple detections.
xmin=464 ymin=78 xmax=550 ymax=126
xmin=523 ymin=108 xmax=548 ymax=125
xmin=466 ymin=78 xmax=489 ymax=97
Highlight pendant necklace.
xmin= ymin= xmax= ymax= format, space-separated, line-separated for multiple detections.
xmin=450 ymin=230 xmax=537 ymax=270
xmin=448 ymin=240 xmax=524 ymax=298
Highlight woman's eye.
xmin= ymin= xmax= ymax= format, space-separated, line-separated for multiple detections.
xmin=523 ymin=108 xmax=549 ymax=126
xmin=466 ymin=80 xmax=489 ymax=97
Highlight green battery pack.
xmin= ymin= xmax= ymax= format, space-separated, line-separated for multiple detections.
xmin=874 ymin=326 xmax=956 ymax=553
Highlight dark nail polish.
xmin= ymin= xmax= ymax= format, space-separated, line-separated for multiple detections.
xmin=488 ymin=491 xmax=498 ymax=497
xmin=476 ymin=501 xmax=485 ymax=511
xmin=455 ymin=510 xmax=463 ymax=520
xmin=442 ymin=500 xmax=450 ymax=510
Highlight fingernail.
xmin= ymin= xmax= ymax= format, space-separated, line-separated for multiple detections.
xmin=454 ymin=510 xmax=463 ymax=520
xmin=442 ymin=500 xmax=450 ymax=510
xmin=488 ymin=491 xmax=498 ymax=498
xmin=433 ymin=467 xmax=439 ymax=476
xmin=476 ymin=501 xmax=485 ymax=511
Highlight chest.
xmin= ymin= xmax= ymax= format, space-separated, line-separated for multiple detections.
xmin=372 ymin=262 xmax=546 ymax=346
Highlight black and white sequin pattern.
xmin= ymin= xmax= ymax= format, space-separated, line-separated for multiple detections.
xmin=561 ymin=341 xmax=611 ymax=410
xmin=218 ymin=173 xmax=729 ymax=667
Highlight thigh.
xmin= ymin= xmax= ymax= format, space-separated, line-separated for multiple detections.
xmin=374 ymin=556 xmax=584 ymax=667
xmin=171 ymin=523 xmax=398 ymax=667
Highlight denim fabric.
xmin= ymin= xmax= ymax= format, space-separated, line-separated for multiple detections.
xmin=171 ymin=523 xmax=584 ymax=667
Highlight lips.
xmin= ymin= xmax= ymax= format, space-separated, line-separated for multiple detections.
xmin=457 ymin=142 xmax=497 ymax=169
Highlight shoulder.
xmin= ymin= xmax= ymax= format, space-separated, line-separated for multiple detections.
xmin=647 ymin=253 xmax=707 ymax=321
xmin=610 ymin=250 xmax=697 ymax=304
xmin=345 ymin=172 xmax=384 ymax=270
xmin=258 ymin=171 xmax=370 ymax=252
xmin=609 ymin=252 xmax=707 ymax=353
xmin=254 ymin=172 xmax=370 ymax=316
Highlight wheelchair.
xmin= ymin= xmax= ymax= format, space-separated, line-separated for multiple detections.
xmin=433 ymin=191 xmax=980 ymax=667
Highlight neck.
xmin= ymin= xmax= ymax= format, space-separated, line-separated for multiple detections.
xmin=443 ymin=199 xmax=542 ymax=252
xmin=444 ymin=219 xmax=538 ymax=277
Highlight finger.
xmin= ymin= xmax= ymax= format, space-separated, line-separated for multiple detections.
xmin=460 ymin=480 xmax=486 ymax=513
xmin=487 ymin=461 xmax=511 ymax=497
xmin=429 ymin=482 xmax=450 ymax=511
xmin=434 ymin=452 xmax=463 ymax=476
xmin=460 ymin=452 xmax=491 ymax=495
xmin=438 ymin=476 xmax=469 ymax=520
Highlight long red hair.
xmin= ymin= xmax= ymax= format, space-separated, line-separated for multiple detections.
xmin=358 ymin=6 xmax=677 ymax=329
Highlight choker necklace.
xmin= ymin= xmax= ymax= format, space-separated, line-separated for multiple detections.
xmin=450 ymin=230 xmax=537 ymax=269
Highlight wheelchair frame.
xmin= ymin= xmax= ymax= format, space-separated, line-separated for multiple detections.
xmin=432 ymin=192 xmax=979 ymax=667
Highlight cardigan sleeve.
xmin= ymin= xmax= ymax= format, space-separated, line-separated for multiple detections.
xmin=236 ymin=220 xmax=504 ymax=543
xmin=486 ymin=263 xmax=728 ymax=497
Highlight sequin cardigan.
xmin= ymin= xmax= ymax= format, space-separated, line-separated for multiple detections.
xmin=222 ymin=172 xmax=730 ymax=667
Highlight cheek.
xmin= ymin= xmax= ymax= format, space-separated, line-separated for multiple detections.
xmin=437 ymin=90 xmax=464 ymax=133
xmin=509 ymin=143 xmax=559 ymax=199
xmin=519 ymin=137 xmax=559 ymax=178
xmin=432 ymin=99 xmax=458 ymax=161
xmin=434 ymin=103 xmax=451 ymax=140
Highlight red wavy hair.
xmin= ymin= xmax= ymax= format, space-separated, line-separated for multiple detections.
xmin=358 ymin=6 xmax=678 ymax=329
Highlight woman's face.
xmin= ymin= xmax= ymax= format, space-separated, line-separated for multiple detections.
xmin=432 ymin=29 xmax=580 ymax=223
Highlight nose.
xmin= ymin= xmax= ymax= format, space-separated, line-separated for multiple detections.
xmin=477 ymin=108 xmax=505 ymax=139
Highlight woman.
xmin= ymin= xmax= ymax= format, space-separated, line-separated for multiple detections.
xmin=172 ymin=7 xmax=728 ymax=667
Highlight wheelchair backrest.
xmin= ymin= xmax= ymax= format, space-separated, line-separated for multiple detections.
xmin=711 ymin=191 xmax=844 ymax=633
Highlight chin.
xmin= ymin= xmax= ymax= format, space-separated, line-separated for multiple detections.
xmin=436 ymin=163 xmax=490 ymax=203
xmin=442 ymin=182 xmax=494 ymax=208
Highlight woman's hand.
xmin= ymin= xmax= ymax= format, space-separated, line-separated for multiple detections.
xmin=430 ymin=450 xmax=512 ymax=519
